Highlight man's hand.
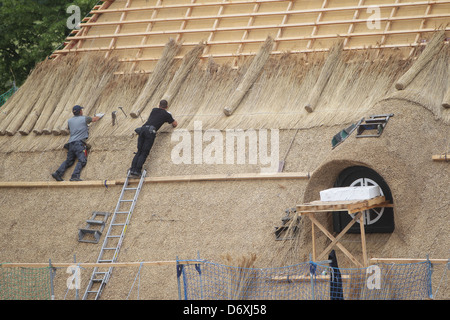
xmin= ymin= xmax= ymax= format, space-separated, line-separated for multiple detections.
xmin=172 ymin=120 xmax=178 ymax=128
xmin=92 ymin=113 xmax=105 ymax=122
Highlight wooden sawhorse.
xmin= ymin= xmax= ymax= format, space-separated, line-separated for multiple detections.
xmin=297 ymin=196 xmax=392 ymax=267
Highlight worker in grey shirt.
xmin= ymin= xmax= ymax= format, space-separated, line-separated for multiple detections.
xmin=52 ymin=105 xmax=103 ymax=181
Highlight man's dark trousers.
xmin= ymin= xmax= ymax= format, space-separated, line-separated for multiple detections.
xmin=55 ymin=140 xmax=87 ymax=179
xmin=131 ymin=126 xmax=156 ymax=174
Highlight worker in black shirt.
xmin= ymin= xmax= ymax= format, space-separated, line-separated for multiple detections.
xmin=129 ymin=99 xmax=177 ymax=177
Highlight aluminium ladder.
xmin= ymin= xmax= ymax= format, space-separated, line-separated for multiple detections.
xmin=82 ymin=169 xmax=147 ymax=300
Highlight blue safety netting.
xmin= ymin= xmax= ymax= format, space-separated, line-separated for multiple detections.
xmin=177 ymin=259 xmax=432 ymax=300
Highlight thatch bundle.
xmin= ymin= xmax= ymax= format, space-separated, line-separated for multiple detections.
xmin=395 ymin=30 xmax=446 ymax=90
xmin=223 ymin=36 xmax=274 ymax=116
xmin=19 ymin=56 xmax=78 ymax=135
xmin=161 ymin=42 xmax=205 ymax=105
xmin=41 ymin=55 xmax=92 ymax=135
xmin=387 ymin=42 xmax=450 ymax=123
xmin=0 ymin=32 xmax=448 ymax=153
xmin=52 ymin=54 xmax=120 ymax=135
xmin=130 ymin=39 xmax=181 ymax=118
xmin=305 ymin=40 xmax=344 ymax=113
xmin=0 ymin=61 xmax=50 ymax=135
xmin=442 ymin=57 xmax=450 ymax=109
xmin=91 ymin=72 xmax=148 ymax=135
xmin=31 ymin=56 xmax=82 ymax=135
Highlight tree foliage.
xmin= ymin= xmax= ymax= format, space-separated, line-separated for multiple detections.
xmin=0 ymin=0 xmax=98 ymax=93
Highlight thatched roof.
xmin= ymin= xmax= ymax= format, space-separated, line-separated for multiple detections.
xmin=0 ymin=0 xmax=449 ymax=300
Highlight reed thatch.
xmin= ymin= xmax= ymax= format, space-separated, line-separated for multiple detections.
xmin=161 ymin=42 xmax=205 ymax=105
xmin=0 ymin=61 xmax=50 ymax=135
xmin=0 ymin=63 xmax=449 ymax=299
xmin=387 ymin=43 xmax=450 ymax=123
xmin=443 ymin=58 xmax=450 ymax=109
xmin=223 ymin=37 xmax=274 ymax=116
xmin=52 ymin=54 xmax=120 ymax=135
xmin=305 ymin=40 xmax=344 ymax=113
xmin=1 ymin=38 xmax=449 ymax=154
xmin=130 ymin=39 xmax=181 ymax=118
xmin=395 ymin=30 xmax=446 ymax=90
xmin=19 ymin=56 xmax=78 ymax=135
xmin=31 ymin=56 xmax=82 ymax=135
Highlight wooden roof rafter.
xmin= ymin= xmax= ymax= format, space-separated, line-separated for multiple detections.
xmin=342 ymin=0 xmax=365 ymax=48
xmin=105 ymin=0 xmax=133 ymax=59
xmin=232 ymin=1 xmax=261 ymax=67
xmin=61 ymin=19 xmax=450 ymax=43
xmin=52 ymin=0 xmax=450 ymax=72
xmin=62 ymin=0 xmax=114 ymax=53
xmin=409 ymin=2 xmax=434 ymax=56
xmin=87 ymin=0 xmax=450 ymax=16
xmin=128 ymin=0 xmax=162 ymax=73
xmin=306 ymin=0 xmax=328 ymax=50
xmin=272 ymin=0 xmax=294 ymax=52
xmin=202 ymin=0 xmax=229 ymax=57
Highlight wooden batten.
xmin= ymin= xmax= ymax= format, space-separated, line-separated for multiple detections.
xmin=0 ymin=172 xmax=310 ymax=188
xmin=432 ymin=154 xmax=450 ymax=161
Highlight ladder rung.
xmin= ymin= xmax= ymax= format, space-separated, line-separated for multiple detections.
xmin=86 ymin=220 xmax=105 ymax=225
xmin=83 ymin=170 xmax=146 ymax=300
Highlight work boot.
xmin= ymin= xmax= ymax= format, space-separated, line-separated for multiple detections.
xmin=51 ymin=172 xmax=64 ymax=181
xmin=130 ymin=171 xmax=141 ymax=178
xmin=70 ymin=177 xmax=83 ymax=181
xmin=128 ymin=168 xmax=141 ymax=178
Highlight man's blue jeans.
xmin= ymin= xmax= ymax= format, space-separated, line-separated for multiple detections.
xmin=55 ymin=140 xmax=87 ymax=179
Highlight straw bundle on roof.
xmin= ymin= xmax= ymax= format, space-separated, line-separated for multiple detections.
xmin=442 ymin=55 xmax=450 ymax=109
xmin=41 ymin=55 xmax=91 ymax=135
xmin=223 ymin=37 xmax=273 ymax=116
xmin=161 ymin=42 xmax=205 ymax=105
xmin=32 ymin=56 xmax=82 ymax=135
xmin=52 ymin=54 xmax=120 ymax=135
xmin=19 ymin=56 xmax=78 ymax=135
xmin=443 ymin=88 xmax=450 ymax=109
xmin=0 ymin=61 xmax=50 ymax=135
xmin=130 ymin=39 xmax=181 ymax=118
xmin=395 ymin=30 xmax=446 ymax=90
xmin=165 ymin=47 xmax=410 ymax=133
xmin=387 ymin=43 xmax=450 ymax=123
xmin=90 ymin=72 xmax=148 ymax=135
xmin=305 ymin=40 xmax=344 ymax=113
